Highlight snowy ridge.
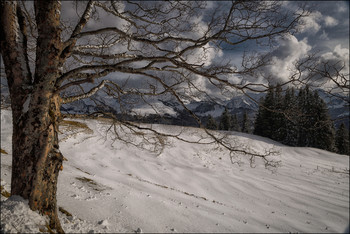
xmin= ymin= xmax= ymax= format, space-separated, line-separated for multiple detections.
xmin=61 ymin=90 xmax=348 ymax=127
xmin=1 ymin=109 xmax=349 ymax=233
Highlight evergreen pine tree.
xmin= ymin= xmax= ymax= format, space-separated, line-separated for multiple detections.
xmin=241 ymin=111 xmax=250 ymax=133
xmin=219 ymin=107 xmax=231 ymax=130
xmin=230 ymin=113 xmax=241 ymax=132
xmin=253 ymin=85 xmax=337 ymax=153
xmin=253 ymin=97 xmax=265 ymax=136
xmin=335 ymin=123 xmax=350 ymax=155
xmin=253 ymin=84 xmax=275 ymax=138
xmin=297 ymin=87 xmax=335 ymax=150
xmin=271 ymin=84 xmax=284 ymax=141
xmin=280 ymin=87 xmax=299 ymax=146
xmin=206 ymin=115 xmax=218 ymax=130
xmin=311 ymin=91 xmax=335 ymax=151
xmin=297 ymin=85 xmax=313 ymax=147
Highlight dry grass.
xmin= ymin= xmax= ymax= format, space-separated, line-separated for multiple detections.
xmin=76 ymin=176 xmax=97 ymax=185
xmin=59 ymin=206 xmax=73 ymax=217
xmin=74 ymin=166 xmax=92 ymax=175
xmin=75 ymin=176 xmax=110 ymax=192
xmin=60 ymin=120 xmax=90 ymax=130
xmin=1 ymin=148 xmax=8 ymax=155
xmin=1 ymin=185 xmax=11 ymax=198
xmin=59 ymin=119 xmax=93 ymax=137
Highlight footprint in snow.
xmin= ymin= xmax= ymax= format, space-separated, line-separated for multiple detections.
xmin=71 ymin=194 xmax=80 ymax=199
xmin=86 ymin=196 xmax=97 ymax=201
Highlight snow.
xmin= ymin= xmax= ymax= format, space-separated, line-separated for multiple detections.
xmin=0 ymin=196 xmax=48 ymax=233
xmin=133 ymin=102 xmax=177 ymax=116
xmin=1 ymin=109 xmax=349 ymax=233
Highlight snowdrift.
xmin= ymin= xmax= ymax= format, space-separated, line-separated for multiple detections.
xmin=1 ymin=109 xmax=349 ymax=233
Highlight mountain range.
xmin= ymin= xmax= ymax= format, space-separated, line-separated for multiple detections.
xmin=60 ymin=90 xmax=349 ymax=129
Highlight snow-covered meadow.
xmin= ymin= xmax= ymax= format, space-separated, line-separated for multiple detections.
xmin=1 ymin=109 xmax=349 ymax=233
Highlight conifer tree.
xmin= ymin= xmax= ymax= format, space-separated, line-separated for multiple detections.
xmin=271 ymin=84 xmax=284 ymax=141
xmin=241 ymin=111 xmax=250 ymax=133
xmin=253 ymin=84 xmax=275 ymax=138
xmin=280 ymin=87 xmax=298 ymax=146
xmin=206 ymin=115 xmax=218 ymax=130
xmin=219 ymin=107 xmax=231 ymax=130
xmin=254 ymin=85 xmax=336 ymax=152
xmin=311 ymin=91 xmax=335 ymax=151
xmin=335 ymin=123 xmax=350 ymax=155
xmin=231 ymin=113 xmax=241 ymax=132
xmin=296 ymin=87 xmax=336 ymax=150
xmin=253 ymin=97 xmax=266 ymax=136
xmin=297 ymin=85 xmax=313 ymax=147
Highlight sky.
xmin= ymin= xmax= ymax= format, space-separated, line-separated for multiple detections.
xmin=1 ymin=1 xmax=349 ymax=102
xmin=63 ymin=1 xmax=349 ymax=97
xmin=264 ymin=1 xmax=349 ymax=84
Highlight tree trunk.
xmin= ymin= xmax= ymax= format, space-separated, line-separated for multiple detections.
xmin=11 ymin=94 xmax=64 ymax=233
xmin=1 ymin=1 xmax=65 ymax=232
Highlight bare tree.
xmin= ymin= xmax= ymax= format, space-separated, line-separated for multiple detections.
xmin=0 ymin=1 xmax=310 ymax=232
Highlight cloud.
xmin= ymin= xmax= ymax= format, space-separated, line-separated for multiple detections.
xmin=321 ymin=44 xmax=349 ymax=73
xmin=319 ymin=30 xmax=329 ymax=40
xmin=297 ymin=11 xmax=322 ymax=34
xmin=184 ymin=43 xmax=223 ymax=67
xmin=324 ymin=16 xmax=338 ymax=27
xmin=297 ymin=10 xmax=339 ymax=34
xmin=261 ymin=35 xmax=312 ymax=83
xmin=336 ymin=2 xmax=348 ymax=13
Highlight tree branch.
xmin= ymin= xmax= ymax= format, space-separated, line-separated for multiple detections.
xmin=62 ymin=79 xmax=109 ymax=104
xmin=60 ymin=0 xmax=95 ymax=61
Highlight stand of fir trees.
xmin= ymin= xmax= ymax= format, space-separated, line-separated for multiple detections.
xmin=241 ymin=111 xmax=250 ymax=133
xmin=231 ymin=113 xmax=241 ymax=132
xmin=206 ymin=108 xmax=250 ymax=132
xmin=254 ymin=85 xmax=338 ymax=152
xmin=219 ymin=107 xmax=231 ymax=131
xmin=206 ymin=115 xmax=219 ymax=130
xmin=335 ymin=123 xmax=350 ymax=155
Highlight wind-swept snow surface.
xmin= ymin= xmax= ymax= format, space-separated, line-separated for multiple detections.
xmin=1 ymin=109 xmax=349 ymax=233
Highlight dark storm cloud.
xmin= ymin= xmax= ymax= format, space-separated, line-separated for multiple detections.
xmin=252 ymin=1 xmax=349 ymax=85
xmin=57 ymin=1 xmax=349 ymax=97
xmin=294 ymin=1 xmax=349 ymax=51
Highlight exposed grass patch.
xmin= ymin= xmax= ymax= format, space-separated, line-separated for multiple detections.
xmin=59 ymin=119 xmax=93 ymax=138
xmin=59 ymin=206 xmax=72 ymax=217
xmin=74 ymin=166 xmax=92 ymax=175
xmin=76 ymin=176 xmax=97 ymax=185
xmin=1 ymin=148 xmax=8 ymax=155
xmin=60 ymin=120 xmax=90 ymax=130
xmin=1 ymin=185 xmax=11 ymax=198
xmin=75 ymin=176 xmax=110 ymax=192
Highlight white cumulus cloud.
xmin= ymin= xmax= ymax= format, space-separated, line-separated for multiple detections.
xmin=262 ymin=35 xmax=312 ymax=83
xmin=324 ymin=16 xmax=338 ymax=27
xmin=297 ymin=11 xmax=322 ymax=34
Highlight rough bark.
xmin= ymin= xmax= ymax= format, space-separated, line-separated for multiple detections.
xmin=1 ymin=1 xmax=65 ymax=232
xmin=11 ymin=94 xmax=64 ymax=233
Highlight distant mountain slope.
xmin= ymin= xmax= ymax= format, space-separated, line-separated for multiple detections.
xmin=61 ymin=90 xmax=348 ymax=128
xmin=1 ymin=83 xmax=348 ymax=128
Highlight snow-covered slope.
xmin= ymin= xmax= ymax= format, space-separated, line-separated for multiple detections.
xmin=1 ymin=109 xmax=349 ymax=233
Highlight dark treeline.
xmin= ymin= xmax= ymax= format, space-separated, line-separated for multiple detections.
xmin=206 ymin=108 xmax=252 ymax=134
xmin=253 ymin=85 xmax=349 ymax=155
xmin=205 ymin=84 xmax=349 ymax=155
